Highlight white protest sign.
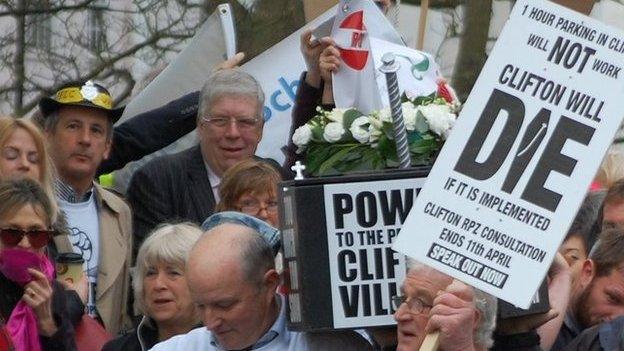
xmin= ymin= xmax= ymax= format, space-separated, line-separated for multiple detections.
xmin=244 ymin=9 xmax=336 ymax=164
xmin=324 ymin=178 xmax=426 ymax=328
xmin=370 ymin=37 xmax=440 ymax=107
xmin=394 ymin=0 xmax=624 ymax=308
xmin=330 ymin=0 xmax=405 ymax=114
xmin=119 ymin=5 xmax=233 ymax=120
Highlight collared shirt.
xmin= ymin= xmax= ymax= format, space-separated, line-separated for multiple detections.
xmin=553 ymin=312 xmax=583 ymax=350
xmin=204 ymin=162 xmax=221 ymax=203
xmin=148 ymin=294 xmax=373 ymax=351
xmin=209 ymin=297 xmax=282 ymax=350
xmin=55 ymin=179 xmax=94 ymax=203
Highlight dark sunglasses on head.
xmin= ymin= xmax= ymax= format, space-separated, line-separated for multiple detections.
xmin=0 ymin=228 xmax=57 ymax=249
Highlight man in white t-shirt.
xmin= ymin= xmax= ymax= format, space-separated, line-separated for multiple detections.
xmin=41 ymin=81 xmax=133 ymax=335
xmin=150 ymin=213 xmax=372 ymax=351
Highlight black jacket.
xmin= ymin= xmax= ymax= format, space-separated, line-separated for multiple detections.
xmin=0 ymin=272 xmax=76 ymax=351
xmin=102 ymin=316 xmax=202 ymax=351
xmin=101 ymin=316 xmax=159 ymax=351
xmin=97 ymin=91 xmax=199 ymax=176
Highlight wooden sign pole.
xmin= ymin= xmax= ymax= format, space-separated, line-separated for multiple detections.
xmin=303 ymin=0 xmax=338 ymax=23
xmin=417 ymin=0 xmax=430 ymax=50
xmin=419 ymin=331 xmax=440 ymax=351
xmin=549 ymin=0 xmax=595 ymax=15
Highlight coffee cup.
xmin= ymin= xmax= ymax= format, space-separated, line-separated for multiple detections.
xmin=56 ymin=252 xmax=84 ymax=284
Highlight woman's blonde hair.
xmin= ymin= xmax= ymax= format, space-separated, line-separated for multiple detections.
xmin=595 ymin=148 xmax=624 ymax=190
xmin=0 ymin=116 xmax=57 ymax=216
xmin=133 ymin=222 xmax=202 ymax=315
xmin=216 ymin=159 xmax=281 ymax=212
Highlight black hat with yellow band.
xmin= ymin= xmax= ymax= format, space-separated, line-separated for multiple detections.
xmin=39 ymin=81 xmax=124 ymax=123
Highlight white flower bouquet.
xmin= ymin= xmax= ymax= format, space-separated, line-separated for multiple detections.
xmin=292 ymin=82 xmax=460 ymax=176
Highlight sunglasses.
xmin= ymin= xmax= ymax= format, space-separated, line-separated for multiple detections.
xmin=0 ymin=228 xmax=57 ymax=249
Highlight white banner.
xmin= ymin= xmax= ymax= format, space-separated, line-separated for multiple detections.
xmin=324 ymin=178 xmax=426 ymax=328
xmin=120 ymin=4 xmax=235 ymax=121
xmin=370 ymin=37 xmax=440 ymax=106
xmin=244 ymin=9 xmax=336 ymax=163
xmin=394 ymin=0 xmax=624 ymax=308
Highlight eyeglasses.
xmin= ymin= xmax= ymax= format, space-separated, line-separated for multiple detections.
xmin=201 ymin=116 xmax=260 ymax=130
xmin=238 ymin=199 xmax=279 ymax=215
xmin=391 ymin=295 xmax=432 ymax=314
xmin=0 ymin=228 xmax=57 ymax=249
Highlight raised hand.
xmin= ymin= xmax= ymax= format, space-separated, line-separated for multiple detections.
xmin=23 ymin=268 xmax=57 ymax=337
xmin=426 ymin=280 xmax=478 ymax=351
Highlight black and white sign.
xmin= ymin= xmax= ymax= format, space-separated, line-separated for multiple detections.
xmin=394 ymin=0 xmax=624 ymax=308
xmin=324 ymin=178 xmax=425 ymax=327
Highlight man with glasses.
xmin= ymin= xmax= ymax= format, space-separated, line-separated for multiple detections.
xmin=126 ymin=69 xmax=282 ymax=261
xmin=40 ymin=81 xmax=133 ymax=335
xmin=393 ymin=259 xmax=497 ymax=351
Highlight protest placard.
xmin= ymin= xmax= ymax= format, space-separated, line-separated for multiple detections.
xmin=394 ymin=0 xmax=624 ymax=308
xmin=324 ymin=177 xmax=426 ymax=327
xmin=281 ymin=169 xmax=428 ymax=330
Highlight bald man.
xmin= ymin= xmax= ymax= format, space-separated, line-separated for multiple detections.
xmin=150 ymin=213 xmax=372 ymax=351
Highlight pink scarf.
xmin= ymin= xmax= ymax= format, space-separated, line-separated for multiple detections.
xmin=0 ymin=248 xmax=55 ymax=351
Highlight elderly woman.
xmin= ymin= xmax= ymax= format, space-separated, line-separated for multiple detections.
xmin=216 ymin=159 xmax=281 ymax=227
xmin=0 ymin=178 xmax=75 ymax=351
xmin=102 ymin=223 xmax=202 ymax=351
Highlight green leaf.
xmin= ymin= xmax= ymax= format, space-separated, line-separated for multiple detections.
xmin=382 ymin=121 xmax=394 ymax=139
xmin=410 ymin=138 xmax=438 ymax=154
xmin=378 ymin=135 xmax=398 ymax=162
xmin=412 ymin=92 xmax=436 ymax=106
xmin=415 ymin=111 xmax=429 ymax=134
xmin=310 ymin=124 xmax=324 ymax=142
xmin=342 ymin=109 xmax=364 ymax=130
xmin=318 ymin=144 xmax=361 ymax=175
xmin=401 ymin=91 xmax=410 ymax=103
xmin=407 ymin=131 xmax=423 ymax=144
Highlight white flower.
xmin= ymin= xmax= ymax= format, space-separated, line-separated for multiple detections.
xmin=326 ymin=108 xmax=348 ymax=123
xmin=418 ymin=104 xmax=456 ymax=139
xmin=378 ymin=107 xmax=392 ymax=123
xmin=349 ymin=116 xmax=371 ymax=144
xmin=401 ymin=102 xmax=417 ymax=131
xmin=369 ymin=124 xmax=383 ymax=144
xmin=292 ymin=124 xmax=312 ymax=148
xmin=323 ymin=122 xmax=345 ymax=142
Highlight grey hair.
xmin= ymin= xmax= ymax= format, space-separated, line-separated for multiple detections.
xmin=133 ymin=222 xmax=202 ymax=315
xmin=405 ymin=258 xmax=497 ymax=349
xmin=43 ymin=110 xmax=113 ymax=141
xmin=197 ymin=69 xmax=265 ymax=123
xmin=473 ymin=289 xmax=497 ymax=349
xmin=240 ymin=228 xmax=275 ymax=286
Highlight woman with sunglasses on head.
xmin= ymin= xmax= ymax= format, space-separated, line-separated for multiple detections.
xmin=0 ymin=178 xmax=76 ymax=351
xmin=216 ymin=159 xmax=281 ymax=228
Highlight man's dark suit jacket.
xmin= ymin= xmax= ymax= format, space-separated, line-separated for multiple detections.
xmin=126 ymin=145 xmax=213 ymax=260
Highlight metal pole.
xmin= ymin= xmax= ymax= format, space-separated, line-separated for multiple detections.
xmin=380 ymin=53 xmax=411 ymax=169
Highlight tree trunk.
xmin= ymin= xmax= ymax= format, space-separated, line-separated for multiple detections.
xmin=451 ymin=0 xmax=492 ymax=102
xmin=14 ymin=0 xmax=26 ymax=116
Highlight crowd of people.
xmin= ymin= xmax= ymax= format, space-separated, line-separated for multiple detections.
xmin=0 ymin=0 xmax=623 ymax=350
